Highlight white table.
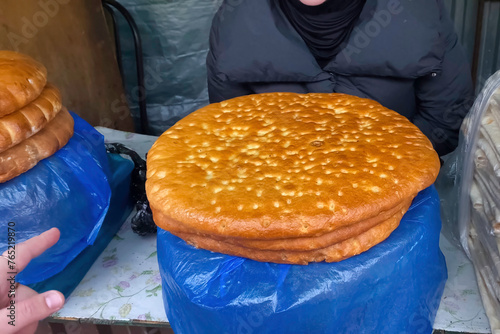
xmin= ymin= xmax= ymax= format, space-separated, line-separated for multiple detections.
xmin=51 ymin=128 xmax=492 ymax=333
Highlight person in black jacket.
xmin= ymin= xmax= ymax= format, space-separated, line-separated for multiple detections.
xmin=206 ymin=0 xmax=474 ymax=156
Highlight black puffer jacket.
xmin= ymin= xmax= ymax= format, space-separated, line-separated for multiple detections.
xmin=206 ymin=0 xmax=473 ymax=156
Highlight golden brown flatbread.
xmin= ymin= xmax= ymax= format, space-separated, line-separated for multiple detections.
xmin=0 ymin=51 xmax=47 ymax=117
xmin=172 ymin=207 xmax=405 ymax=265
xmin=147 ymin=93 xmax=440 ymax=240
xmin=151 ymin=198 xmax=412 ymax=251
xmin=0 ymin=107 xmax=74 ymax=183
xmin=0 ymin=83 xmax=62 ymax=153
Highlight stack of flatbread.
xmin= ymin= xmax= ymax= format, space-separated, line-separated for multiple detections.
xmin=146 ymin=93 xmax=440 ymax=265
xmin=0 ymin=50 xmax=74 ymax=183
xmin=468 ymin=88 xmax=500 ymax=333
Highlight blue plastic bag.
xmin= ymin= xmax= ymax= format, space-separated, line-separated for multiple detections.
xmin=28 ymin=154 xmax=134 ymax=297
xmin=0 ymin=113 xmax=111 ymax=285
xmin=158 ymin=186 xmax=447 ymax=334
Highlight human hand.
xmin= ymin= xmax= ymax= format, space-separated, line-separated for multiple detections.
xmin=0 ymin=228 xmax=65 ymax=334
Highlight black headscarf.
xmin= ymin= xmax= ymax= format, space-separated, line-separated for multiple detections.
xmin=278 ymin=0 xmax=366 ymax=67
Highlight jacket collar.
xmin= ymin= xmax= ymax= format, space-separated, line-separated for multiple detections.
xmin=210 ymin=0 xmax=445 ymax=83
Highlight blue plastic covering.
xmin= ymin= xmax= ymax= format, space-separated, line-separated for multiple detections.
xmin=0 ymin=113 xmax=111 ymax=285
xmin=28 ymin=154 xmax=134 ymax=298
xmin=157 ymin=186 xmax=447 ymax=334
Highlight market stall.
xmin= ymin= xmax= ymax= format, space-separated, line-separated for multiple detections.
xmin=0 ymin=0 xmax=500 ymax=333
xmin=0 ymin=75 xmax=497 ymax=333
xmin=45 ymin=128 xmax=492 ymax=334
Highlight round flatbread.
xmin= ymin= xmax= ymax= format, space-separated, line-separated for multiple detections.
xmin=172 ymin=207 xmax=405 ymax=265
xmin=0 ymin=83 xmax=62 ymax=153
xmin=0 ymin=50 xmax=47 ymax=117
xmin=0 ymin=107 xmax=74 ymax=183
xmin=147 ymin=93 xmax=440 ymax=241
xmin=151 ymin=198 xmax=412 ymax=251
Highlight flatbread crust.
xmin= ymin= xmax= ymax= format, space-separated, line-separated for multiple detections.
xmin=0 ymin=51 xmax=47 ymax=117
xmin=147 ymin=93 xmax=440 ymax=240
xmin=151 ymin=198 xmax=413 ymax=251
xmin=0 ymin=83 xmax=62 ymax=153
xmin=172 ymin=207 xmax=405 ymax=265
xmin=0 ymin=107 xmax=74 ymax=183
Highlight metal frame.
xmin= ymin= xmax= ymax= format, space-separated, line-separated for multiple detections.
xmin=102 ymin=0 xmax=149 ymax=134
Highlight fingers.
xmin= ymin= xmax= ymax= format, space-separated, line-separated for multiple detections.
xmin=13 ymin=284 xmax=38 ymax=303
xmin=0 ymin=229 xmax=63 ymax=332
xmin=1 ymin=228 xmax=60 ymax=273
xmin=4 ymin=285 xmax=38 ymax=334
xmin=0 ymin=228 xmax=60 ymax=306
xmin=0 ymin=290 xmax=64 ymax=334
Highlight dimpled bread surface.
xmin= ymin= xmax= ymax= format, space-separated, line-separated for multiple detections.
xmin=0 ymin=51 xmax=47 ymax=117
xmin=147 ymin=93 xmax=440 ymax=245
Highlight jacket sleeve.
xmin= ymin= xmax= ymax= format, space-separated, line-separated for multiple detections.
xmin=413 ymin=21 xmax=474 ymax=156
xmin=206 ymin=48 xmax=254 ymax=103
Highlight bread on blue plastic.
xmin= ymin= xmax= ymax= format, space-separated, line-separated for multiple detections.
xmin=147 ymin=93 xmax=440 ymax=263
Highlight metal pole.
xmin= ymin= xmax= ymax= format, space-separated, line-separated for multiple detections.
xmin=103 ymin=0 xmax=149 ymax=134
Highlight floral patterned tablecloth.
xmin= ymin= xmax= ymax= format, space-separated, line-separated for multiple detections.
xmin=52 ymin=128 xmax=492 ymax=333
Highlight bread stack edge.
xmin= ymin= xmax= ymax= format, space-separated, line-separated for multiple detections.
xmin=0 ymin=50 xmax=74 ymax=183
xmin=146 ymin=93 xmax=440 ymax=264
